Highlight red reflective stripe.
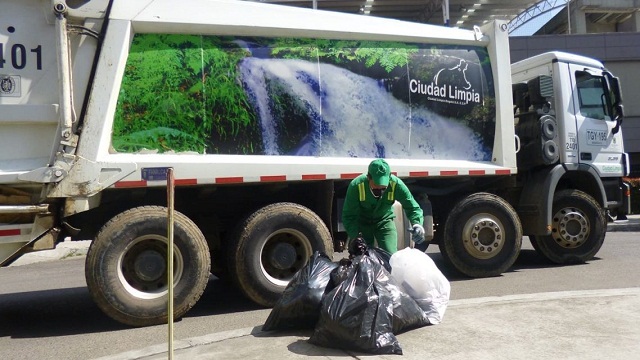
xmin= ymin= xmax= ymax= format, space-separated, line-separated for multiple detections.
xmin=302 ymin=174 xmax=326 ymax=180
xmin=261 ymin=175 xmax=286 ymax=182
xmin=175 ymin=178 xmax=197 ymax=185
xmin=0 ymin=229 xmax=21 ymax=237
xmin=216 ymin=177 xmax=243 ymax=184
xmin=115 ymin=180 xmax=147 ymax=188
xmin=113 ymin=169 xmax=514 ymax=188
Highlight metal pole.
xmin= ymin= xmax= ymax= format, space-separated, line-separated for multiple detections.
xmin=567 ymin=0 xmax=571 ymax=34
xmin=442 ymin=0 xmax=450 ymax=26
xmin=53 ymin=4 xmax=74 ymax=149
xmin=167 ymin=168 xmax=175 ymax=359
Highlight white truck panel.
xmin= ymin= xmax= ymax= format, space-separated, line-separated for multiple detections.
xmin=0 ymin=1 xmax=59 ymax=176
xmin=114 ymin=0 xmax=480 ymax=44
xmin=511 ymin=51 xmax=605 ymax=75
xmin=76 ymin=19 xmax=132 ymax=162
xmin=480 ymin=20 xmax=517 ymax=171
xmin=99 ymin=155 xmax=515 ymax=185
xmin=57 ymin=0 xmax=515 ymax=198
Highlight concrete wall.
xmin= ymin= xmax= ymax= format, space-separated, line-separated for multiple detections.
xmin=510 ymin=32 xmax=640 ymax=175
xmin=571 ymin=0 xmax=640 ymax=33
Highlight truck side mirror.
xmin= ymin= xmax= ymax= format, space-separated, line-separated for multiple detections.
xmin=612 ymin=104 xmax=624 ymax=134
xmin=608 ymin=75 xmax=624 ymax=104
xmin=603 ymin=72 xmax=624 ymax=134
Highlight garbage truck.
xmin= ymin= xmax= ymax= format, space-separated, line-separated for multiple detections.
xmin=0 ymin=0 xmax=629 ymax=326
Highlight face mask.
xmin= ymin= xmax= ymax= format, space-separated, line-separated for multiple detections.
xmin=371 ymin=187 xmax=386 ymax=198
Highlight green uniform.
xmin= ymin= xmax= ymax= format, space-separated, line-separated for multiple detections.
xmin=342 ymin=174 xmax=423 ymax=253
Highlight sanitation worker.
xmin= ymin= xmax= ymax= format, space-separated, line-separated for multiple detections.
xmin=342 ymin=158 xmax=425 ymax=254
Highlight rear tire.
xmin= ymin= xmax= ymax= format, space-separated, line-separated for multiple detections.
xmin=227 ymin=202 xmax=332 ymax=307
xmin=85 ymin=206 xmax=210 ymax=327
xmin=439 ymin=193 xmax=522 ymax=277
xmin=530 ymin=190 xmax=606 ymax=264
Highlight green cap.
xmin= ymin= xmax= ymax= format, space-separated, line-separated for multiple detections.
xmin=368 ymin=159 xmax=391 ymax=186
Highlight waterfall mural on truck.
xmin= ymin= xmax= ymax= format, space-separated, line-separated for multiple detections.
xmin=114 ymin=34 xmax=495 ymax=160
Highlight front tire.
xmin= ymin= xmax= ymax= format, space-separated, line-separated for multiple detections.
xmin=227 ymin=202 xmax=333 ymax=307
xmin=85 ymin=206 xmax=210 ymax=327
xmin=530 ymin=190 xmax=606 ymax=264
xmin=439 ymin=193 xmax=522 ymax=277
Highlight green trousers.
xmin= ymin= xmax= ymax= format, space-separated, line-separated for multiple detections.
xmin=360 ymin=218 xmax=398 ymax=254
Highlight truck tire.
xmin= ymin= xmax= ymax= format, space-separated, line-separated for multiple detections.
xmin=439 ymin=193 xmax=522 ymax=277
xmin=530 ymin=190 xmax=606 ymax=264
xmin=227 ymin=202 xmax=333 ymax=307
xmin=85 ymin=206 xmax=210 ymax=327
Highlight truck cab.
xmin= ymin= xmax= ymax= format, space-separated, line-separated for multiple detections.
xmin=511 ymin=51 xmax=629 ymax=262
xmin=512 ymin=52 xmax=626 ymax=177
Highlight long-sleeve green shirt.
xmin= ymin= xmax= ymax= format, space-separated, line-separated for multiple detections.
xmin=342 ymin=174 xmax=423 ymax=239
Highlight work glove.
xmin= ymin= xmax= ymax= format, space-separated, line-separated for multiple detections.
xmin=409 ymin=224 xmax=425 ymax=244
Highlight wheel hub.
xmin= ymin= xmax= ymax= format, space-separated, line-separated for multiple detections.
xmin=134 ymin=250 xmax=166 ymax=282
xmin=268 ymin=242 xmax=297 ymax=270
xmin=552 ymin=208 xmax=590 ymax=248
xmin=118 ymin=236 xmax=183 ymax=299
xmin=462 ymin=214 xmax=504 ymax=259
xmin=260 ymin=229 xmax=312 ymax=286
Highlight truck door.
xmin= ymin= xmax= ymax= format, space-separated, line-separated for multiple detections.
xmin=569 ymin=65 xmax=625 ymax=176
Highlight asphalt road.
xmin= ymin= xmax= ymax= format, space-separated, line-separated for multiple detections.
xmin=1 ymin=232 xmax=640 ymax=360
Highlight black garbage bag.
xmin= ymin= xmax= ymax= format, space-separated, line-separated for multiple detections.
xmin=327 ymin=248 xmax=391 ymax=292
xmin=348 ymin=236 xmax=392 ymax=272
xmin=326 ymin=258 xmax=351 ymax=293
xmin=262 ymin=251 xmax=338 ymax=331
xmin=389 ymin=280 xmax=431 ymax=334
xmin=366 ymin=247 xmax=392 ymax=273
xmin=309 ymin=255 xmax=429 ymax=355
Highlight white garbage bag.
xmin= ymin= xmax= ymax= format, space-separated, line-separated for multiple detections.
xmin=389 ymin=248 xmax=451 ymax=324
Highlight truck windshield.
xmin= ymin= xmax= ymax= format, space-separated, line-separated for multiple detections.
xmin=575 ymin=71 xmax=610 ymax=120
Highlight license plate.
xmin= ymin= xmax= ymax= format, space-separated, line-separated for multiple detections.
xmin=586 ymin=129 xmax=607 ymax=146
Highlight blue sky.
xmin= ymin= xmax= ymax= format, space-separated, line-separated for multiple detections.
xmin=509 ymin=2 xmax=567 ymax=36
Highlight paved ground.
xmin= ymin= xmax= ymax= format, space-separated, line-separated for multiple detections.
xmin=95 ymin=288 xmax=640 ymax=360
xmin=9 ymin=215 xmax=640 ymax=360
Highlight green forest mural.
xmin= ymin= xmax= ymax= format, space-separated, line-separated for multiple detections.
xmin=113 ymin=33 xmax=495 ymax=161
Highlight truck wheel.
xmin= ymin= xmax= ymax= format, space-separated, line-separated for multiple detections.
xmin=530 ymin=190 xmax=606 ymax=264
xmin=227 ymin=202 xmax=333 ymax=307
xmin=439 ymin=193 xmax=522 ymax=277
xmin=85 ymin=206 xmax=210 ymax=327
